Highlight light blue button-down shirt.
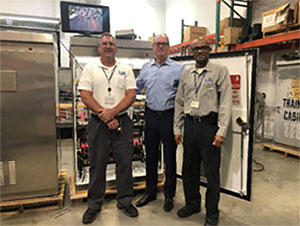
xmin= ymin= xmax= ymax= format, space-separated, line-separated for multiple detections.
xmin=136 ymin=58 xmax=184 ymax=111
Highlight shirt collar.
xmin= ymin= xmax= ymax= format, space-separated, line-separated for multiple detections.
xmin=191 ymin=60 xmax=212 ymax=74
xmin=150 ymin=58 xmax=171 ymax=67
xmin=97 ymin=58 xmax=118 ymax=69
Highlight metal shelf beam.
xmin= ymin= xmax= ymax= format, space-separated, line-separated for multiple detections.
xmin=168 ymin=32 xmax=224 ymax=55
xmin=231 ymin=30 xmax=300 ymax=50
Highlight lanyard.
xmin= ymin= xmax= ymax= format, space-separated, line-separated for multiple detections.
xmin=101 ymin=65 xmax=117 ymax=85
xmin=193 ymin=70 xmax=207 ymax=96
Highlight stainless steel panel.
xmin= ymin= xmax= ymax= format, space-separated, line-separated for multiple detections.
xmin=117 ymin=48 xmax=154 ymax=58
xmin=0 ymin=70 xmax=17 ymax=91
xmin=0 ymin=31 xmax=58 ymax=200
xmin=0 ymin=13 xmax=59 ymax=32
xmin=8 ymin=161 xmax=16 ymax=185
xmin=0 ymin=162 xmax=4 ymax=186
xmin=70 ymin=46 xmax=99 ymax=57
xmin=70 ymin=36 xmax=154 ymax=58
xmin=70 ymin=36 xmax=153 ymax=49
xmin=0 ymin=30 xmax=54 ymax=43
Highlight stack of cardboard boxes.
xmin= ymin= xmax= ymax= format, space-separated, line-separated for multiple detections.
xmin=183 ymin=26 xmax=207 ymax=55
xmin=294 ymin=0 xmax=300 ymax=25
xmin=261 ymin=2 xmax=295 ymax=35
xmin=218 ymin=17 xmax=244 ymax=52
xmin=182 ymin=1 xmax=299 ymax=54
xmin=221 ymin=18 xmax=244 ymax=46
xmin=183 ymin=26 xmax=207 ymax=42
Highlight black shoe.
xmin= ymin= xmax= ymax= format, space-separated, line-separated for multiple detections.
xmin=204 ymin=217 xmax=218 ymax=226
xmin=135 ymin=194 xmax=156 ymax=207
xmin=163 ymin=198 xmax=174 ymax=212
xmin=177 ymin=205 xmax=200 ymax=218
xmin=117 ymin=204 xmax=139 ymax=217
xmin=82 ymin=208 xmax=100 ymax=224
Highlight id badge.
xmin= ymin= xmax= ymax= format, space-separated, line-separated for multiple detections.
xmin=105 ymin=96 xmax=115 ymax=105
xmin=190 ymin=100 xmax=199 ymax=109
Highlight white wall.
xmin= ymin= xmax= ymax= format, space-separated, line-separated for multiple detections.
xmin=101 ymin=0 xmax=165 ymax=41
xmin=165 ymin=0 xmax=246 ymax=45
xmin=0 ymin=0 xmax=61 ymax=17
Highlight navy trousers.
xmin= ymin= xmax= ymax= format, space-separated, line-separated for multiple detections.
xmin=144 ymin=108 xmax=177 ymax=199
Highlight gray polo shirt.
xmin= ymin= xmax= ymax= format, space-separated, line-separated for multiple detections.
xmin=174 ymin=61 xmax=232 ymax=138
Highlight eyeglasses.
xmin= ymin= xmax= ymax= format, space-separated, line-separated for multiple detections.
xmin=192 ymin=46 xmax=210 ymax=51
xmin=100 ymin=41 xmax=115 ymax=46
xmin=153 ymin=42 xmax=169 ymax=46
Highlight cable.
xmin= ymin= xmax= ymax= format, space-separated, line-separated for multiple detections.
xmin=252 ymin=158 xmax=264 ymax=172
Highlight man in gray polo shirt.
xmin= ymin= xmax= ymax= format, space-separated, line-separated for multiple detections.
xmin=174 ymin=38 xmax=232 ymax=226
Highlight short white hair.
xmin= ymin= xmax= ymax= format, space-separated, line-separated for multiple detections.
xmin=154 ymin=33 xmax=169 ymax=44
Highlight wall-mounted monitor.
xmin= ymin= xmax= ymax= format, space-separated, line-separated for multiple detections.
xmin=60 ymin=1 xmax=110 ymax=36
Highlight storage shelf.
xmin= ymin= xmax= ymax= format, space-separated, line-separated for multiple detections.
xmin=168 ymin=32 xmax=223 ymax=55
xmin=231 ymin=30 xmax=300 ymax=50
xmin=169 ymin=30 xmax=299 ymax=54
xmin=56 ymin=102 xmax=86 ymax=109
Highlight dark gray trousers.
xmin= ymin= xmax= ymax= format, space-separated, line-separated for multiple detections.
xmin=87 ymin=114 xmax=134 ymax=211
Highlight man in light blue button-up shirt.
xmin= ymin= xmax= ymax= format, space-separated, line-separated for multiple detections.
xmin=135 ymin=34 xmax=184 ymax=212
xmin=136 ymin=57 xmax=183 ymax=111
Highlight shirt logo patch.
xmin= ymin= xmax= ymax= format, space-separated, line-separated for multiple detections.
xmin=204 ymin=77 xmax=213 ymax=87
xmin=205 ymin=77 xmax=212 ymax=83
xmin=119 ymin=71 xmax=126 ymax=76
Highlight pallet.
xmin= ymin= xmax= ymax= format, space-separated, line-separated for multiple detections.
xmin=263 ymin=143 xmax=300 ymax=158
xmin=263 ymin=24 xmax=300 ymax=37
xmin=69 ymin=173 xmax=165 ymax=201
xmin=0 ymin=169 xmax=67 ymax=216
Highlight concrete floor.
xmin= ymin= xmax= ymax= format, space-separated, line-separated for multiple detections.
xmin=1 ymin=141 xmax=299 ymax=226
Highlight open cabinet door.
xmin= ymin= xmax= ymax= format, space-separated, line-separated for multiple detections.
xmin=173 ymin=49 xmax=257 ymax=201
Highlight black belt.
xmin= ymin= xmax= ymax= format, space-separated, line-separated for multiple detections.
xmin=92 ymin=112 xmax=127 ymax=119
xmin=185 ymin=112 xmax=217 ymax=123
xmin=146 ymin=107 xmax=174 ymax=116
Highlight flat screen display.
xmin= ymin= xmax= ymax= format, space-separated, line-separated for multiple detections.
xmin=60 ymin=1 xmax=110 ymax=35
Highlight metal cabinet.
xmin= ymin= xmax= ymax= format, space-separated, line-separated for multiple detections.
xmin=0 ymin=30 xmax=58 ymax=201
xmin=274 ymin=60 xmax=300 ymax=148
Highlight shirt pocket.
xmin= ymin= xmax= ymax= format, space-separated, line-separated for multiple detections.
xmin=116 ymin=76 xmax=126 ymax=88
xmin=203 ymin=82 xmax=216 ymax=99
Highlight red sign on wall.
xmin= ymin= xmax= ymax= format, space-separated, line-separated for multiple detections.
xmin=230 ymin=74 xmax=241 ymax=105
xmin=230 ymin=74 xmax=241 ymax=90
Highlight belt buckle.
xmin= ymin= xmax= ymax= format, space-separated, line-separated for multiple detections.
xmin=194 ymin=117 xmax=201 ymax=123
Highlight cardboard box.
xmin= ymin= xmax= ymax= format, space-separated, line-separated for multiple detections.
xmin=217 ymin=46 xmax=229 ymax=53
xmin=184 ymin=45 xmax=193 ymax=56
xmin=224 ymin=27 xmax=242 ymax=45
xmin=219 ymin=36 xmax=225 ymax=46
xmin=220 ymin=17 xmax=244 ymax=31
xmin=184 ymin=26 xmax=207 ymax=42
xmin=294 ymin=0 xmax=300 ymax=24
xmin=261 ymin=3 xmax=294 ymax=33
